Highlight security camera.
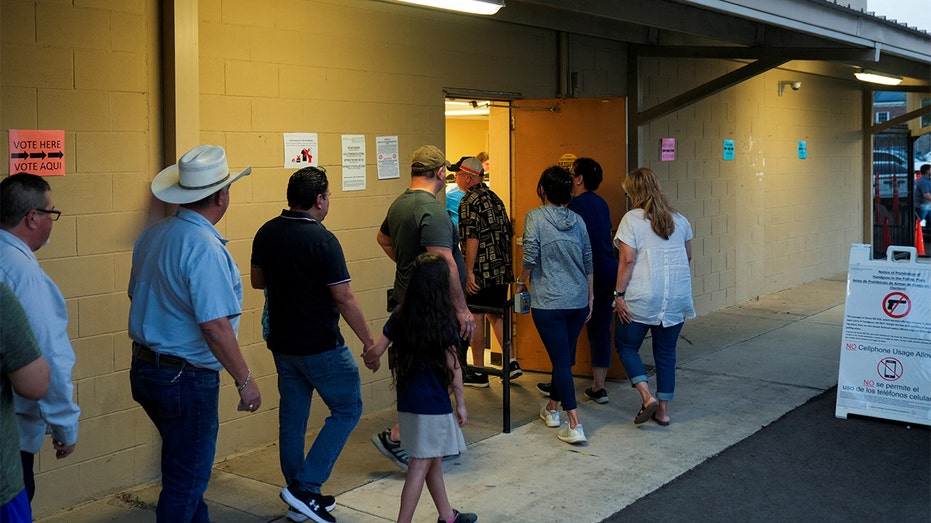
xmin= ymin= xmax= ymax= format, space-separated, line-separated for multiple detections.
xmin=791 ymin=82 xmax=802 ymax=90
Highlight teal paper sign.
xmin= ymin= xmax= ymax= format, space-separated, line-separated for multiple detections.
xmin=723 ymin=140 xmax=735 ymax=160
xmin=798 ymin=141 xmax=807 ymax=159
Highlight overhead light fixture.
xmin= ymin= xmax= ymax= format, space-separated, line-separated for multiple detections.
xmin=393 ymin=0 xmax=504 ymax=15
xmin=445 ymin=100 xmax=490 ymax=117
xmin=854 ymin=69 xmax=903 ymax=86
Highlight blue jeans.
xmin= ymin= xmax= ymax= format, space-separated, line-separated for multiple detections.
xmin=614 ymin=319 xmax=684 ymax=401
xmin=273 ymin=346 xmax=362 ymax=494
xmin=130 ymin=357 xmax=219 ymax=523
xmin=0 ymin=489 xmax=31 ymax=523
xmin=531 ymin=307 xmax=588 ymax=411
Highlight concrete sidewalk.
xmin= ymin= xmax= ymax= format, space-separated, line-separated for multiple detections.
xmin=37 ymin=276 xmax=848 ymax=523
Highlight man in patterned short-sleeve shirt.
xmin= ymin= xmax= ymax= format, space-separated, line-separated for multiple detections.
xmin=457 ymin=157 xmax=520 ymax=386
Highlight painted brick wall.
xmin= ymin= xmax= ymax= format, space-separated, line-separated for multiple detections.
xmin=639 ymin=57 xmax=861 ymax=313
xmin=1 ymin=0 xmax=865 ymax=516
xmin=0 ymin=0 xmax=163 ymax=516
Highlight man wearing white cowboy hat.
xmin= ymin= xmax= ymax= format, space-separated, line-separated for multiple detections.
xmin=128 ymin=144 xmax=261 ymax=523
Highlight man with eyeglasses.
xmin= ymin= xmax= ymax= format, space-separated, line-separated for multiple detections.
xmin=251 ymin=166 xmax=373 ymax=523
xmin=0 ymin=173 xmax=81 ymax=508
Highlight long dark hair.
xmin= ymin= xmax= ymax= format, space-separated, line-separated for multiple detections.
xmin=391 ymin=253 xmax=460 ymax=394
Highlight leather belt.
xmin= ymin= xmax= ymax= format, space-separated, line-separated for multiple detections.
xmin=132 ymin=342 xmax=211 ymax=372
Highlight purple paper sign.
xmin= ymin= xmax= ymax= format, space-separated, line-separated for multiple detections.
xmin=661 ymin=138 xmax=676 ymax=161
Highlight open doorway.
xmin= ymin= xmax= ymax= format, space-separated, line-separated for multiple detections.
xmin=445 ymin=97 xmax=512 ymax=366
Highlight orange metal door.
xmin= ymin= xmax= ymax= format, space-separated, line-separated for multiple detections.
xmin=511 ymin=96 xmax=628 ymax=378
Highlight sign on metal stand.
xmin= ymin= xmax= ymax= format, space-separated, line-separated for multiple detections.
xmin=836 ymin=244 xmax=931 ymax=425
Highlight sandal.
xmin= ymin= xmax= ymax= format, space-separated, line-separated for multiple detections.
xmin=651 ymin=413 xmax=670 ymax=426
xmin=635 ymin=401 xmax=658 ymax=424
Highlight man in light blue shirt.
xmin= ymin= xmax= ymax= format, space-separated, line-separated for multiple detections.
xmin=128 ymin=145 xmax=261 ymax=523
xmin=0 ymin=173 xmax=80 ymax=506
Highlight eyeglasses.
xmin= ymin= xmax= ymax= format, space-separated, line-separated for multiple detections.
xmin=34 ymin=208 xmax=62 ymax=221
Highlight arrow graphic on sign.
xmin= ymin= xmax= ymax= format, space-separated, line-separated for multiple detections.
xmin=48 ymin=151 xmax=64 ymax=159
xmin=11 ymin=152 xmax=28 ymax=159
xmin=29 ymin=151 xmax=46 ymax=159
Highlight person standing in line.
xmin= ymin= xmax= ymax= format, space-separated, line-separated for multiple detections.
xmin=613 ymin=167 xmax=695 ymax=426
xmin=476 ymin=151 xmax=490 ymax=175
xmin=564 ymin=157 xmax=618 ymax=403
xmin=128 ymin=145 xmax=262 ymax=523
xmin=915 ymin=163 xmax=931 ymax=227
xmin=0 ymin=173 xmax=81 ymax=505
xmin=445 ymin=156 xmax=472 ymax=227
xmin=0 ymin=282 xmax=50 ymax=523
xmin=371 ymin=145 xmax=475 ymax=471
xmin=251 ymin=167 xmax=373 ymax=523
xmin=457 ymin=157 xmax=521 ymax=386
xmin=363 ymin=253 xmax=478 ymax=523
xmin=516 ymin=166 xmax=593 ymax=445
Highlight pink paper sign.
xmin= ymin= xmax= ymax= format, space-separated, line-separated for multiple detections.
xmin=661 ymin=138 xmax=676 ymax=161
xmin=9 ymin=130 xmax=65 ymax=176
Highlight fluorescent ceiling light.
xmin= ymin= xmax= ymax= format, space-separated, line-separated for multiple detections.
xmin=445 ymin=100 xmax=490 ymax=117
xmin=854 ymin=70 xmax=903 ymax=86
xmin=394 ymin=0 xmax=504 ymax=15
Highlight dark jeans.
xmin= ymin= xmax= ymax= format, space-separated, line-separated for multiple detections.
xmin=19 ymin=451 xmax=34 ymax=502
xmin=531 ymin=307 xmax=588 ymax=411
xmin=274 ymin=346 xmax=362 ymax=494
xmin=586 ymin=289 xmax=615 ymax=368
xmin=130 ymin=356 xmax=220 ymax=523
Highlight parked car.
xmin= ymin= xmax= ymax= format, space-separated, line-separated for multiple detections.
xmin=872 ymin=150 xmax=911 ymax=198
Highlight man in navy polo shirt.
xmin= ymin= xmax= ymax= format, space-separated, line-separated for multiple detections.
xmin=251 ymin=166 xmax=374 ymax=523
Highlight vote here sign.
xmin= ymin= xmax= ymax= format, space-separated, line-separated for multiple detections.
xmin=9 ymin=130 xmax=65 ymax=176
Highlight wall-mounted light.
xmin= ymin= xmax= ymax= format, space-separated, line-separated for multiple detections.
xmin=778 ymin=80 xmax=802 ymax=96
xmin=854 ymin=69 xmax=903 ymax=86
xmin=393 ymin=0 xmax=505 ymax=15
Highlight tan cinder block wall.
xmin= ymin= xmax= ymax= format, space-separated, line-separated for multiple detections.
xmin=639 ymin=57 xmax=861 ymax=313
xmin=1 ymin=0 xmax=864 ymax=515
xmin=197 ymin=0 xmax=565 ymax=438
xmin=1 ymin=0 xmax=164 ymax=516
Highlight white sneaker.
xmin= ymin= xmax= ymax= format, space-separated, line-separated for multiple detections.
xmin=539 ymin=405 xmax=560 ymax=427
xmin=557 ymin=423 xmax=587 ymax=444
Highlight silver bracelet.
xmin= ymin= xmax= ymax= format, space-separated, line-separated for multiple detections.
xmin=237 ymin=370 xmax=252 ymax=392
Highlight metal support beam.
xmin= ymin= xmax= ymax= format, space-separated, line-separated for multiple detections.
xmin=631 ymin=54 xmax=789 ymax=128
xmin=870 ymin=105 xmax=931 ymax=134
xmin=635 ymin=46 xmax=879 ymax=62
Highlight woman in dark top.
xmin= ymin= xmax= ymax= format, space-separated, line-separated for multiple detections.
xmin=567 ymin=157 xmax=619 ymax=404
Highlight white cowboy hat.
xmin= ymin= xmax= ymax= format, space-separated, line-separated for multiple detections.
xmin=151 ymin=145 xmax=252 ymax=204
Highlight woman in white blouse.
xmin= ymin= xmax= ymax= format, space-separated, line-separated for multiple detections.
xmin=613 ymin=167 xmax=695 ymax=426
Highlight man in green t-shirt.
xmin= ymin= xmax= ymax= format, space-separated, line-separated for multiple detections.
xmin=0 ymin=282 xmax=49 ymax=522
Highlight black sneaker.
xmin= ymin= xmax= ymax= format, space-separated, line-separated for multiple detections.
xmin=507 ymin=360 xmax=523 ymax=379
xmin=280 ymin=486 xmax=335 ymax=523
xmin=371 ymin=429 xmax=409 ymax=470
xmin=438 ymin=508 xmax=479 ymax=523
xmin=285 ymin=492 xmax=336 ymax=521
xmin=536 ymin=382 xmax=552 ymax=396
xmin=584 ymin=387 xmax=609 ymax=404
xmin=463 ymin=370 xmax=490 ymax=388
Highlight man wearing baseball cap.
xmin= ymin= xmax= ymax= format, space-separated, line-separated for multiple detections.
xmin=368 ymin=145 xmax=474 ymax=470
xmin=128 ymin=144 xmax=261 ymax=522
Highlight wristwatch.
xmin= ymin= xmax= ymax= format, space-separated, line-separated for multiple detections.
xmin=613 ymin=290 xmax=625 ymax=297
